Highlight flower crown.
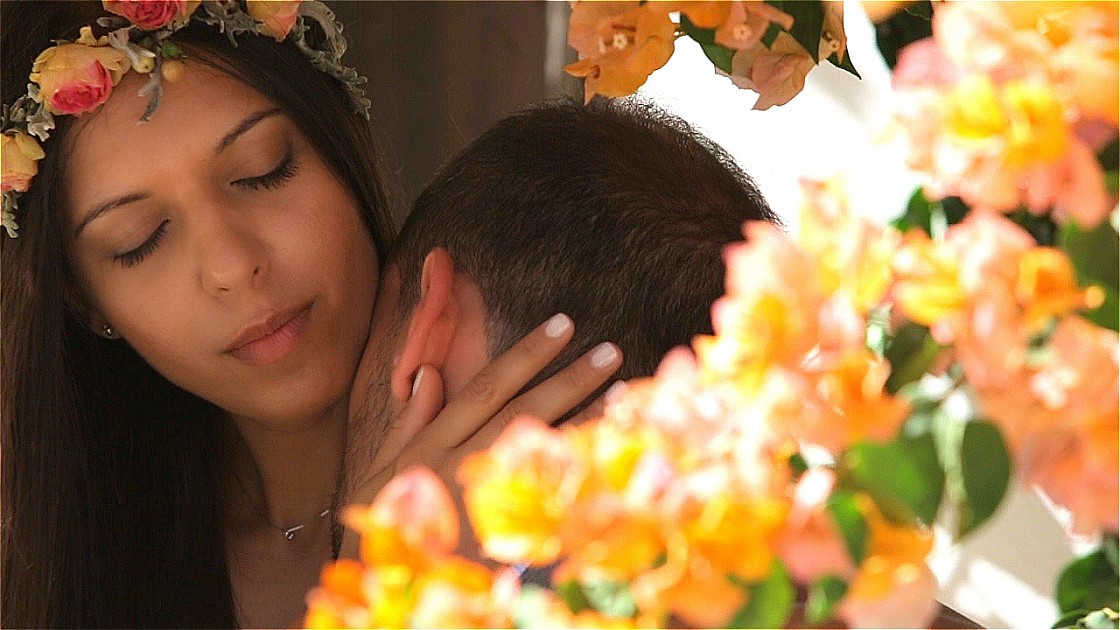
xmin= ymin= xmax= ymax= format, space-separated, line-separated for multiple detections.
xmin=0 ymin=0 xmax=370 ymax=239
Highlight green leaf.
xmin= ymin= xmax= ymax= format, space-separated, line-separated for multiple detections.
xmin=1098 ymin=137 xmax=1119 ymax=170
xmin=806 ymin=574 xmax=849 ymax=625
xmin=160 ymin=40 xmax=185 ymax=59
xmin=765 ymin=0 xmax=826 ymax=60
xmin=679 ymin=14 xmax=736 ymax=74
xmin=840 ymin=433 xmax=945 ymax=526
xmin=788 ymin=451 xmax=810 ymax=476
xmin=582 ymin=579 xmax=638 ymax=618
xmin=957 ymin=421 xmax=1011 ymax=537
xmin=1060 ymin=219 xmax=1120 ymax=332
xmin=728 ymin=561 xmax=796 ymax=628
xmin=872 ymin=1 xmax=934 ymax=69
xmin=884 ymin=322 xmax=941 ymax=394
xmin=1008 ymin=207 xmax=1060 ymax=246
xmin=827 ymin=490 xmax=869 ymax=564
xmin=904 ymin=1 xmax=934 ymax=19
xmin=761 ymin=21 xmax=783 ymax=48
xmin=1077 ymin=609 xmax=1120 ymax=629
xmin=1104 ymin=535 xmax=1119 ymax=576
xmin=826 ymin=49 xmax=861 ymax=78
xmin=890 ymin=189 xmax=968 ymax=237
xmin=1055 ymin=609 xmax=1094 ymax=629
xmin=1056 ymin=549 xmax=1120 ymax=615
xmin=556 ymin=579 xmax=592 ymax=614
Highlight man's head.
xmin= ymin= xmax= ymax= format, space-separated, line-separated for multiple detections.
xmin=353 ymin=99 xmax=779 ymax=445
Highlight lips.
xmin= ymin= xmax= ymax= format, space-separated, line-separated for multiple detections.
xmin=225 ymin=302 xmax=313 ymax=365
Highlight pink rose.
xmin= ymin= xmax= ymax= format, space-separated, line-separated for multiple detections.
xmin=103 ymin=0 xmax=200 ymax=30
xmin=245 ymin=0 xmax=303 ymax=42
xmin=30 ymin=43 xmax=130 ymax=115
xmin=1 ymin=132 xmax=46 ymax=194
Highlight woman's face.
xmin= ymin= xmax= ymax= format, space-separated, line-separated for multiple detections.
xmin=65 ymin=61 xmax=379 ymax=426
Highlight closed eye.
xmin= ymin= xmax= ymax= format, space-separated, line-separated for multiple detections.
xmin=114 ymin=220 xmax=169 ymax=268
xmin=232 ymin=146 xmax=299 ymax=191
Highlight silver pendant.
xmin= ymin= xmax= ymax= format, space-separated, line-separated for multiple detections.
xmin=282 ymin=524 xmax=305 ymax=540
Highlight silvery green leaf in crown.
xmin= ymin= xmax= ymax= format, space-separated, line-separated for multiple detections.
xmin=0 ymin=0 xmax=368 ymax=239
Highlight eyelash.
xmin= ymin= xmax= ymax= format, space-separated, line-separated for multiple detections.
xmin=114 ymin=220 xmax=168 ymax=268
xmin=111 ymin=150 xmax=300 ymax=268
xmin=233 ymin=147 xmax=299 ymax=190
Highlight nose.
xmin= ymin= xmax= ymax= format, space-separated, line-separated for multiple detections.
xmin=194 ymin=204 xmax=268 ymax=298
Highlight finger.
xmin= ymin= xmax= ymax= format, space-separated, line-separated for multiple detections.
xmin=562 ymin=391 xmax=607 ymax=428
xmin=370 ymin=364 xmax=445 ymax=472
xmin=464 ymin=341 xmax=622 ymax=451
xmin=422 ymin=313 xmax=575 ymax=450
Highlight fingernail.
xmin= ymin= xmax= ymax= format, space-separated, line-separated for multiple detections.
xmin=545 ymin=313 xmax=573 ymax=338
xmin=604 ymin=380 xmax=628 ymax=404
xmin=590 ymin=342 xmax=620 ymax=369
xmin=411 ymin=366 xmax=424 ymax=397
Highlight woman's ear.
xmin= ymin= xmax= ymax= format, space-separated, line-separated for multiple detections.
xmin=390 ymin=248 xmax=458 ymax=401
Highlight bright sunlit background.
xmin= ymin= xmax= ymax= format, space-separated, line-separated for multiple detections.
xmin=633 ymin=3 xmax=1083 ymax=627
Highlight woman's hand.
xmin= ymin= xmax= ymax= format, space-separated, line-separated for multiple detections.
xmin=338 ymin=313 xmax=621 ymax=559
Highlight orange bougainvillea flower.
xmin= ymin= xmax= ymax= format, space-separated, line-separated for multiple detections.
xmin=838 ymin=496 xmax=938 ymax=629
xmin=976 ymin=316 xmax=1119 ymax=535
xmin=343 ymin=466 xmax=460 ymax=571
xmin=409 ymin=559 xmax=519 ymax=629
xmin=802 ymin=348 xmax=910 ymax=452
xmin=891 ymin=230 xmax=969 ymax=330
xmin=458 ymin=416 xmax=586 ymax=566
xmin=729 ymin=31 xmax=817 ymax=111
xmin=565 ymin=1 xmax=677 ymax=102
xmin=776 ymin=468 xmax=855 ymax=584
xmin=798 ymin=178 xmax=900 ymax=314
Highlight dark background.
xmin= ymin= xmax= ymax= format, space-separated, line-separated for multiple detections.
xmin=329 ymin=1 xmax=580 ymax=222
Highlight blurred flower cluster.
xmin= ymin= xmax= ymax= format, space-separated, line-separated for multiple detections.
xmin=307 ymin=175 xmax=1115 ymax=627
xmin=564 ymin=0 xmax=855 ymax=110
xmin=306 ymin=2 xmax=1118 ymax=628
xmin=888 ymin=0 xmax=1118 ymax=227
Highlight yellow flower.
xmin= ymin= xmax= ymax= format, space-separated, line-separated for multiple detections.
xmin=409 ymin=559 xmax=517 ymax=628
xmin=944 ymin=76 xmax=1069 ymax=169
xmin=564 ymin=1 xmax=677 ymax=102
xmin=798 ymin=178 xmax=900 ymax=313
xmin=0 ymin=132 xmax=45 ymax=193
xmin=1016 ymin=247 xmax=1103 ymax=331
xmin=30 ymin=30 xmax=130 ymax=115
xmin=891 ymin=230 xmax=969 ymax=328
xmin=343 ymin=466 xmax=459 ymax=571
xmin=838 ymin=496 xmax=938 ymax=628
xmin=246 ymin=0 xmax=303 ymax=41
xmin=458 ymin=416 xmax=585 ymax=566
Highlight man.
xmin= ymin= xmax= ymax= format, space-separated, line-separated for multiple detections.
xmin=340 ymin=99 xmax=777 ymax=516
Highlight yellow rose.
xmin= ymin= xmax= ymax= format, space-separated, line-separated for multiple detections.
xmin=1 ymin=132 xmax=46 ymax=193
xmin=30 ymin=38 xmax=130 ymax=115
xmin=246 ymin=0 xmax=303 ymax=41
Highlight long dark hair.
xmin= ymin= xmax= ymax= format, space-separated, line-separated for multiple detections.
xmin=1 ymin=3 xmax=394 ymax=627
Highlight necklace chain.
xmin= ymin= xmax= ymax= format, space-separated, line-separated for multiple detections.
xmin=233 ymin=473 xmax=332 ymax=541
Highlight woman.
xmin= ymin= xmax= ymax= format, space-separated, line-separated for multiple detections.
xmin=0 ymin=2 xmax=616 ymax=627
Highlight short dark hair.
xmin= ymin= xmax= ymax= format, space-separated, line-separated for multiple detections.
xmin=391 ymin=99 xmax=778 ymax=406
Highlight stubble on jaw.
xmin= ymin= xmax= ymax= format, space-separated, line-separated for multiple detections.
xmin=339 ymin=315 xmax=403 ymax=504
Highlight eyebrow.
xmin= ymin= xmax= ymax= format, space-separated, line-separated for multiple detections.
xmin=74 ymin=107 xmax=285 ymax=238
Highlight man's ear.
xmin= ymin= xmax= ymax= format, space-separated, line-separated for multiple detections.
xmin=390 ymin=248 xmax=458 ymax=401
